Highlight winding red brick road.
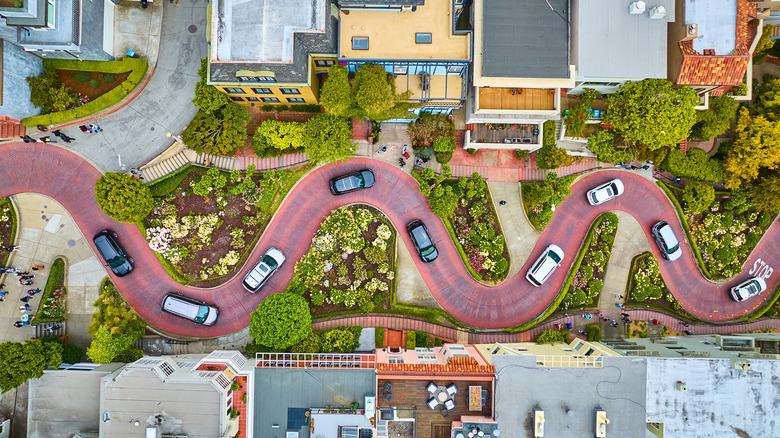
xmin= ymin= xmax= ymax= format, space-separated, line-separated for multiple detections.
xmin=1 ymin=143 xmax=777 ymax=337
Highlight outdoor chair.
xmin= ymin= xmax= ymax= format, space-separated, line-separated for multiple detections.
xmin=441 ymin=407 xmax=449 ymax=417
xmin=446 ymin=384 xmax=458 ymax=396
xmin=384 ymin=382 xmax=393 ymax=392
xmin=427 ymin=398 xmax=440 ymax=410
xmin=384 ymin=393 xmax=393 ymax=402
xmin=445 ymin=399 xmax=455 ymax=411
xmin=426 ymin=382 xmax=438 ymax=394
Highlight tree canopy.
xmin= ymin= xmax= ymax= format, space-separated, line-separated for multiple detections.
xmin=320 ymin=64 xmax=353 ymax=118
xmin=90 ymin=279 xmax=146 ymax=337
xmin=724 ymin=107 xmax=780 ymax=189
xmin=303 ymin=114 xmax=357 ymax=164
xmin=749 ymin=172 xmax=780 ymax=212
xmin=586 ymin=129 xmax=634 ymax=163
xmin=319 ymin=63 xmax=413 ymax=121
xmin=252 ymin=120 xmax=306 ymax=157
xmin=250 ymin=293 xmax=312 ymax=349
xmin=192 ymin=58 xmax=231 ymax=113
xmin=94 ymin=172 xmax=154 ymax=223
xmin=416 ymin=166 xmax=458 ymax=218
xmin=86 ymin=325 xmax=143 ymax=364
xmin=536 ymin=145 xmax=573 ymax=169
xmin=182 ymin=103 xmax=249 ymax=156
xmin=604 ymin=79 xmax=698 ymax=150
xmin=0 ymin=340 xmax=62 ymax=393
xmin=690 ymin=96 xmax=739 ymax=140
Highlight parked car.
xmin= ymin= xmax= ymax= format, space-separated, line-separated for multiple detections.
xmin=730 ymin=277 xmax=767 ymax=302
xmin=93 ymin=230 xmax=134 ymax=277
xmin=406 ymin=220 xmax=438 ymax=262
xmin=329 ymin=169 xmax=375 ymax=195
xmin=586 ymin=178 xmax=624 ymax=205
xmin=161 ymin=292 xmax=219 ymax=326
xmin=242 ymin=248 xmax=286 ymax=293
xmin=650 ymin=221 xmax=682 ymax=261
xmin=526 ymin=244 xmax=565 ymax=286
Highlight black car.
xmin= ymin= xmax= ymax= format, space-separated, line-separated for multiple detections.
xmin=406 ymin=220 xmax=438 ymax=262
xmin=93 ymin=230 xmax=134 ymax=276
xmin=329 ymin=169 xmax=375 ymax=195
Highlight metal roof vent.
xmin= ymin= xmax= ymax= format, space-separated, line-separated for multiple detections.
xmin=629 ymin=1 xmax=646 ymax=14
xmin=649 ymin=6 xmax=667 ymax=19
xmin=675 ymin=381 xmax=687 ymax=392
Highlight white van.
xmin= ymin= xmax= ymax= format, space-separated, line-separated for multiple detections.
xmin=161 ymin=293 xmax=219 ymax=326
xmin=526 ymin=244 xmax=565 ymax=287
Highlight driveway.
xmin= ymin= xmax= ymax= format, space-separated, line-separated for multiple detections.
xmin=0 ymin=142 xmax=777 ymax=337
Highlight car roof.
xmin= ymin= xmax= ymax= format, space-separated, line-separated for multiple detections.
xmin=410 ymin=224 xmax=432 ymax=247
xmin=657 ymin=222 xmax=679 ymax=245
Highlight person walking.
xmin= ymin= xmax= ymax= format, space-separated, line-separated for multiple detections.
xmin=19 ymin=304 xmax=32 ymax=312
xmin=27 ymin=288 xmax=41 ymax=296
xmin=79 ymin=125 xmax=89 ymax=133
xmin=44 ymin=324 xmax=61 ymax=334
xmin=4 ymin=245 xmax=20 ymax=252
xmin=31 ymin=264 xmax=45 ymax=271
xmin=499 ymin=200 xmax=507 ymax=206
xmin=20 ymin=278 xmax=33 ymax=286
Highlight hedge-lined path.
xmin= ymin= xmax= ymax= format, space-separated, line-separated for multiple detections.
xmin=1 ymin=142 xmax=778 ymax=337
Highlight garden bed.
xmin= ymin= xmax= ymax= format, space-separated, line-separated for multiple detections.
xmin=143 ymin=164 xmax=311 ymax=286
xmin=33 ymin=257 xmax=66 ymax=324
xmin=625 ymin=252 xmax=696 ymax=319
xmin=0 ymin=198 xmax=18 ymax=266
xmin=285 ymin=205 xmax=396 ymax=314
xmin=57 ymin=70 xmax=131 ymax=100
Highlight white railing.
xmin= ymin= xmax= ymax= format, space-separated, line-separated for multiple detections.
xmin=255 ymin=352 xmax=376 ymax=369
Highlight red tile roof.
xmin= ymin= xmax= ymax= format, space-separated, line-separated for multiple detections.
xmin=377 ymin=362 xmax=496 ymax=377
xmin=676 ymin=0 xmax=757 ymax=87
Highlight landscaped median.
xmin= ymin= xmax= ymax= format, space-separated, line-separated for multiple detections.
xmin=22 ymin=57 xmax=148 ymax=127
xmin=0 ymin=198 xmax=18 ymax=266
xmin=33 ymin=257 xmax=67 ymax=324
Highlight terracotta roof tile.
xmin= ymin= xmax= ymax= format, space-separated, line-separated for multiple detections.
xmin=377 ymin=362 xmax=496 ymax=377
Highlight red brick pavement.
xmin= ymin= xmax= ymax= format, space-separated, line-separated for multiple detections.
xmin=1 ymin=143 xmax=777 ymax=337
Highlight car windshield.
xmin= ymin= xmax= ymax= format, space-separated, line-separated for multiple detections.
xmin=667 ymin=243 xmax=680 ymax=254
xmin=107 ymin=256 xmax=125 ymax=269
xmin=262 ymin=254 xmax=278 ymax=269
xmin=548 ymin=251 xmax=561 ymax=263
xmin=194 ymin=306 xmax=209 ymax=324
xmin=421 ymin=246 xmax=436 ymax=256
xmin=745 ymin=281 xmax=759 ymax=294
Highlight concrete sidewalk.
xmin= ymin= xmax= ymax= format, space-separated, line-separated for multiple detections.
xmin=0 ymin=194 xmax=105 ymax=348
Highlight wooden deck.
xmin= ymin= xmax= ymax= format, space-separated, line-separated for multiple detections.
xmin=478 ymin=87 xmax=555 ymax=111
xmin=378 ymin=378 xmax=492 ymax=438
xmin=473 ymin=123 xmax=539 ymax=144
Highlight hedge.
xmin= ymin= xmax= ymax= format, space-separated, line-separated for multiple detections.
xmin=375 ymin=327 xmax=385 ymax=348
xmin=146 ymin=165 xmax=204 ymax=197
xmin=405 ymin=332 xmax=416 ymax=350
xmin=543 ymin=120 xmax=556 ymax=147
xmin=22 ymin=58 xmax=149 ymax=127
xmin=656 ymin=181 xmax=713 ymax=279
xmin=586 ymin=325 xmax=601 ymax=342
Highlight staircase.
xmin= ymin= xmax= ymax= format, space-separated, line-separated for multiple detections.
xmin=140 ymin=149 xmax=240 ymax=183
xmin=435 ymin=163 xmax=490 ymax=178
xmin=0 ymin=116 xmax=25 ymax=139
xmin=240 ymin=153 xmax=309 ymax=171
xmin=34 ymin=321 xmax=66 ymax=339
xmin=376 ymin=420 xmax=388 ymax=438
xmin=193 ymin=152 xmax=238 ymax=171
xmin=140 ymin=150 xmax=190 ymax=182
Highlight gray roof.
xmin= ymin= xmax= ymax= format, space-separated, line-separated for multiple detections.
xmin=209 ymin=0 xmax=338 ymax=85
xmin=338 ymin=0 xmax=424 ymax=5
xmin=572 ymin=0 xmax=673 ymax=81
xmin=481 ymin=0 xmax=569 ymax=78
xmin=493 ymin=355 xmax=647 ymax=437
xmin=645 ymin=358 xmax=780 ymax=438
xmin=253 ymin=368 xmax=376 ymax=438
xmin=686 ymin=0 xmax=736 ymax=56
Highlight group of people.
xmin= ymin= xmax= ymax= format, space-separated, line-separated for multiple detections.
xmin=78 ymin=123 xmax=103 ymax=133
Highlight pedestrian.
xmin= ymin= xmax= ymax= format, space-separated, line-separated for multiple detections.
xmin=19 ymin=304 xmax=32 ymax=312
xmin=4 ymin=245 xmax=20 ymax=252
xmin=615 ymin=303 xmax=624 ymax=308
xmin=611 ymin=319 xmax=616 ymax=325
xmin=20 ymin=279 xmax=33 ymax=286
xmin=44 ymin=324 xmax=61 ymax=334
xmin=625 ymin=319 xmax=631 ymax=324
xmin=14 ymin=321 xmax=28 ymax=328
xmin=402 ymin=144 xmax=408 ymax=154
xmin=566 ymin=322 xmax=573 ymax=330
xmin=37 ymin=125 xmax=48 ymax=132
xmin=596 ymin=312 xmax=602 ymax=317
xmin=89 ymin=123 xmax=102 ymax=133
xmin=683 ymin=330 xmax=693 ymax=335
xmin=651 ymin=319 xmax=659 ymax=325
xmin=499 ymin=200 xmax=507 ymax=206
xmin=585 ymin=314 xmax=593 ymax=320
xmin=554 ymin=324 xmax=560 ymax=329
xmin=621 ymin=312 xmax=630 ymax=317
xmin=79 ymin=125 xmax=89 ymax=133
xmin=31 ymin=264 xmax=44 ymax=271
xmin=602 ymin=317 xmax=609 ymax=322
xmin=20 ymin=296 xmax=33 ymax=303
xmin=615 ymin=294 xmax=624 ymax=299
xmin=564 ymin=313 xmax=569 ymax=318
xmin=578 ymin=330 xmax=586 ymax=335
xmin=27 ymin=288 xmax=41 ymax=296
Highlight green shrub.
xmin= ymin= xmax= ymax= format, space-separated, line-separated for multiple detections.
xmin=758 ymin=212 xmax=774 ymax=228
xmin=261 ymin=104 xmax=275 ymax=111
xmin=375 ymin=328 xmax=385 ymax=348
xmin=536 ymin=145 xmax=573 ymax=169
xmin=415 ymin=331 xmax=430 ymax=349
xmin=661 ymin=148 xmax=726 ymax=183
xmin=290 ymin=332 xmax=321 ymax=353
xmin=682 ymin=182 xmax=716 ymax=213
xmin=103 ymin=73 xmax=115 ymax=83
xmin=276 ymin=105 xmax=289 ymax=112
xmin=72 ymin=71 xmax=91 ymax=84
xmin=564 ymin=88 xmax=599 ymax=137
xmin=691 ymin=96 xmax=738 ymax=140
xmin=42 ymin=336 xmax=84 ymax=364
xmin=586 ymin=325 xmax=601 ymax=342
xmin=405 ymin=332 xmax=416 ymax=350
xmin=114 ymin=348 xmax=143 ymax=363
xmin=289 ymin=104 xmax=322 ymax=113
xmin=543 ymin=120 xmax=556 ymax=147
xmin=514 ymin=149 xmax=530 ymax=160
xmin=467 ymin=148 xmax=477 ymax=154
xmin=89 ymin=79 xmax=101 ymax=89
xmin=535 ymin=329 xmax=570 ymax=345
xmin=26 ymin=69 xmax=60 ymax=110
xmin=408 ymin=113 xmax=456 ymax=148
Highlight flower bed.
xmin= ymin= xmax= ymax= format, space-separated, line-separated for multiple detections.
xmin=144 ymin=164 xmax=310 ymax=286
xmin=521 ymin=173 xmax=575 ymax=232
xmin=286 ymin=205 xmax=395 ymax=314
xmin=625 ymin=252 xmax=694 ymax=318
xmin=0 ymin=198 xmax=18 ymax=266
xmin=33 ymin=257 xmax=66 ymax=323
xmin=446 ymin=173 xmax=509 ymax=282
xmin=559 ymin=212 xmax=618 ymax=309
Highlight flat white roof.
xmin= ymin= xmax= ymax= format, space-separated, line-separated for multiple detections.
xmin=686 ymin=0 xmax=737 ymax=55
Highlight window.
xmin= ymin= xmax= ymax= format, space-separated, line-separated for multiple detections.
xmin=280 ymin=88 xmax=301 ymax=95
xmin=352 ymin=37 xmax=369 ymax=50
xmin=238 ymin=76 xmax=276 ymax=83
xmin=315 ymin=60 xmax=335 ymax=67
xmin=574 ymin=342 xmax=584 ymax=351
xmin=230 ymin=96 xmax=244 ymax=102
xmin=158 ymin=362 xmax=175 ymax=377
xmin=251 ymin=88 xmax=272 ymax=94
xmin=287 ymin=98 xmax=305 ymax=103
xmin=393 ymin=66 xmax=408 ymax=75
xmin=246 ymin=97 xmax=259 ymax=102
xmin=46 ymin=0 xmax=55 ymax=27
xmin=448 ymin=66 xmax=463 ymax=74
xmin=388 ymin=356 xmax=405 ymax=364
xmin=415 ymin=33 xmax=432 ymax=44
xmin=224 ymin=87 xmax=245 ymax=94
xmin=416 ymin=354 xmax=437 ymax=361
xmin=584 ymin=348 xmax=595 ymax=357
xmin=261 ymin=97 xmax=280 ymax=103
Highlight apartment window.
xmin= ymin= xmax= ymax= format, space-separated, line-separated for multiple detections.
xmin=251 ymin=88 xmax=273 ymax=94
xmin=584 ymin=348 xmax=595 ymax=357
xmin=315 ymin=60 xmax=335 ymax=67
xmin=261 ymin=97 xmax=280 ymax=103
xmin=448 ymin=66 xmax=463 ymax=74
xmin=280 ymin=88 xmax=301 ymax=95
xmin=287 ymin=98 xmax=305 ymax=103
xmin=158 ymin=362 xmax=175 ymax=377
xmin=46 ymin=0 xmax=56 ymax=27
xmin=574 ymin=342 xmax=584 ymax=350
xmin=246 ymin=97 xmax=259 ymax=102
xmin=416 ymin=353 xmax=437 ymax=361
xmin=388 ymin=356 xmax=405 ymax=364
xmin=415 ymin=33 xmax=432 ymax=44
xmin=352 ymin=37 xmax=369 ymax=50
xmin=224 ymin=87 xmax=245 ymax=94
xmin=238 ymin=76 xmax=276 ymax=83
xmin=393 ymin=66 xmax=408 ymax=75
xmin=230 ymin=96 xmax=244 ymax=102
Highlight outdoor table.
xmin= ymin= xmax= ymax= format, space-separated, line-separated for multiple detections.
xmin=468 ymin=386 xmax=482 ymax=411
xmin=433 ymin=386 xmax=449 ymax=403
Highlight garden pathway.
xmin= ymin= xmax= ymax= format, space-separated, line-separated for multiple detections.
xmin=0 ymin=142 xmax=777 ymax=338
xmin=487 ymin=181 xmax=539 ymax=279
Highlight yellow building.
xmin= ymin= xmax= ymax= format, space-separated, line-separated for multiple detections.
xmin=338 ymin=0 xmax=472 ymax=115
xmin=475 ymin=340 xmax=620 ymax=367
xmin=206 ymin=0 xmax=339 ymax=105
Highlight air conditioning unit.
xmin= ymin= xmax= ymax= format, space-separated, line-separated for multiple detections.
xmin=675 ymin=381 xmax=687 ymax=392
xmin=629 ymin=1 xmax=646 ymax=14
xmin=649 ymin=6 xmax=666 ymax=19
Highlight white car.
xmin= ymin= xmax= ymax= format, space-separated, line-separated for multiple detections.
xmin=730 ymin=277 xmax=767 ymax=302
xmin=526 ymin=244 xmax=565 ymax=287
xmin=587 ymin=179 xmax=624 ymax=206
xmin=242 ymin=248 xmax=286 ymax=293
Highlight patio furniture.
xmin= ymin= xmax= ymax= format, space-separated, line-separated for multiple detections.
xmin=384 ymin=382 xmax=393 ymax=392
xmin=446 ymin=384 xmax=458 ymax=396
xmin=384 ymin=393 xmax=393 ymax=402
xmin=445 ymin=399 xmax=456 ymax=411
xmin=426 ymin=382 xmax=438 ymax=394
xmin=427 ymin=398 xmax=440 ymax=410
xmin=468 ymin=386 xmax=482 ymax=411
xmin=441 ymin=407 xmax=449 ymax=417
xmin=481 ymin=389 xmax=488 ymax=405
xmin=433 ymin=386 xmax=449 ymax=403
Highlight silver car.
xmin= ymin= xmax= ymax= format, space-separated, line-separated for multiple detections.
xmin=587 ymin=179 xmax=624 ymax=205
xmin=242 ymin=248 xmax=286 ymax=293
xmin=526 ymin=244 xmax=565 ymax=286
xmin=651 ymin=221 xmax=682 ymax=261
xmin=730 ymin=277 xmax=767 ymax=302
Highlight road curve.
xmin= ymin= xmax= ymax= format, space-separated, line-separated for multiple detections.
xmin=0 ymin=143 xmax=777 ymax=337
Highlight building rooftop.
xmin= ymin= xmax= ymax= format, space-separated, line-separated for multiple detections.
xmin=572 ymin=0 xmax=673 ymax=80
xmin=686 ymin=0 xmax=737 ymax=56
xmin=209 ymin=0 xmax=338 ymax=84
xmin=480 ymin=0 xmax=569 ymax=78
xmin=252 ymin=368 xmax=376 ymax=438
xmin=645 ymin=357 xmax=780 ymax=437
xmin=492 ymin=355 xmax=647 ymax=437
xmin=338 ymin=0 xmax=470 ymax=60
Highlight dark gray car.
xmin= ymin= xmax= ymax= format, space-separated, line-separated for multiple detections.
xmin=93 ymin=230 xmax=134 ymax=276
xmin=406 ymin=220 xmax=438 ymax=262
xmin=329 ymin=169 xmax=375 ymax=195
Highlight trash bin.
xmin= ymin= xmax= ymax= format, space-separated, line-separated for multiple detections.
xmin=126 ymin=49 xmax=137 ymax=58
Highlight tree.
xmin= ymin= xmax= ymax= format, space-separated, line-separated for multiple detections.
xmin=26 ymin=69 xmax=60 ymax=110
xmin=682 ymin=182 xmax=716 ymax=214
xmin=252 ymin=120 xmax=306 ymax=157
xmin=751 ymin=77 xmax=780 ymax=122
xmin=86 ymin=325 xmax=143 ymax=364
xmin=754 ymin=24 xmax=775 ymax=56
xmin=604 ymin=79 xmax=698 ymax=150
xmin=536 ymin=145 xmax=573 ymax=169
xmin=564 ymin=88 xmax=600 ymax=137
xmin=94 ymin=172 xmax=154 ymax=223
xmin=250 ymin=293 xmax=312 ymax=349
xmin=432 ymin=136 xmax=456 ymax=164
xmin=690 ymin=96 xmax=739 ymax=140
xmin=749 ymin=172 xmax=780 ymax=212
xmin=0 ymin=340 xmax=62 ymax=393
xmin=661 ymin=148 xmax=726 ymax=183
xmin=320 ymin=64 xmax=353 ymax=117
xmin=303 ymin=114 xmax=356 ymax=164
xmin=192 ymin=58 xmax=230 ymax=113
xmin=352 ymin=63 xmax=413 ymax=120
xmin=182 ymin=103 xmax=249 ymax=156
xmin=586 ymin=129 xmax=633 ymax=163
xmin=90 ymin=279 xmax=146 ymax=337
xmin=724 ymin=107 xmax=780 ymax=188
xmin=407 ymin=113 xmax=456 ymax=148
xmin=417 ymin=166 xmax=458 ymax=218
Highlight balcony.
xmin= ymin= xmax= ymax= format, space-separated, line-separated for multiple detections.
xmin=395 ymin=73 xmax=465 ymax=103
xmin=477 ymin=88 xmax=555 ymax=111
xmin=471 ymin=123 xmax=540 ymax=144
